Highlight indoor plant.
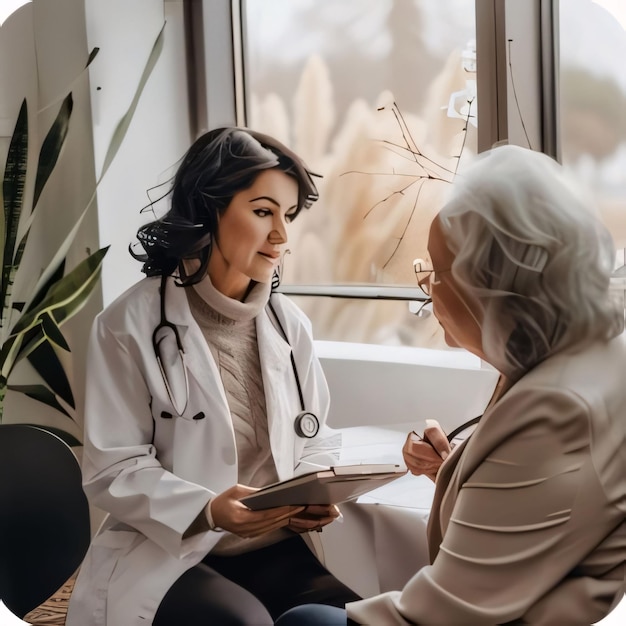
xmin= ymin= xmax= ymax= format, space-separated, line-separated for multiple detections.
xmin=0 ymin=24 xmax=164 ymax=445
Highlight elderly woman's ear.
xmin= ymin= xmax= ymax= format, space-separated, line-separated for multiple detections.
xmin=425 ymin=217 xmax=485 ymax=359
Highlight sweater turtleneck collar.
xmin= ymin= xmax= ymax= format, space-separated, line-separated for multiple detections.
xmin=189 ymin=273 xmax=270 ymax=323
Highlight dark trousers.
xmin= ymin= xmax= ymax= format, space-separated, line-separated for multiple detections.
xmin=153 ymin=535 xmax=361 ymax=625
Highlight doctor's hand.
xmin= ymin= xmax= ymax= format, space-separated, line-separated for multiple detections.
xmin=403 ymin=419 xmax=451 ymax=482
xmin=210 ymin=485 xmax=305 ymax=539
xmin=286 ymin=504 xmax=340 ymax=534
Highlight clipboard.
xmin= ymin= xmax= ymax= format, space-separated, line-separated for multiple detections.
xmin=240 ymin=463 xmax=407 ymax=510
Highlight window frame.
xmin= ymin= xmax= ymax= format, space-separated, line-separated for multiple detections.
xmin=184 ymin=0 xmax=561 ymax=304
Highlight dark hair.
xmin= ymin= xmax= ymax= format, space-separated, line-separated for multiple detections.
xmin=132 ymin=127 xmax=319 ymax=283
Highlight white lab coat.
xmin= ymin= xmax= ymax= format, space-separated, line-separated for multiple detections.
xmin=66 ymin=276 xmax=339 ymax=626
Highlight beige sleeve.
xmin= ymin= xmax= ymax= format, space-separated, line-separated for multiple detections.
xmin=347 ymin=388 xmax=611 ymax=625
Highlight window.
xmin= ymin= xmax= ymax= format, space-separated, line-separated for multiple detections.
xmin=240 ymin=0 xmax=477 ymax=348
xmin=558 ymin=0 xmax=626 ymax=307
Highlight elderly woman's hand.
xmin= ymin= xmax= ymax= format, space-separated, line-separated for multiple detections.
xmin=403 ymin=419 xmax=452 ymax=482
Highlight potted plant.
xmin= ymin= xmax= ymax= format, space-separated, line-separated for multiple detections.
xmin=0 ymin=25 xmax=164 ymax=446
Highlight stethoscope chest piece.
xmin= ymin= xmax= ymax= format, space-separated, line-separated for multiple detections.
xmin=267 ymin=298 xmax=320 ymax=440
xmin=294 ymin=411 xmax=319 ymax=438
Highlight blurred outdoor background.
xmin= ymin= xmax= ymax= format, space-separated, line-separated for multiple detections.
xmin=242 ymin=0 xmax=626 ymax=348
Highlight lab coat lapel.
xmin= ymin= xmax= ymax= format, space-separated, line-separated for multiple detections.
xmin=256 ymin=303 xmax=298 ymax=480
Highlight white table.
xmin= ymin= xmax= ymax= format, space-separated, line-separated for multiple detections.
xmin=320 ymin=423 xmax=435 ymax=597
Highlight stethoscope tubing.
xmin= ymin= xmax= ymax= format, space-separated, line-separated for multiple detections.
xmin=154 ymin=274 xmax=189 ymax=415
xmin=445 ymin=415 xmax=482 ymax=442
xmin=154 ymin=276 xmax=319 ymax=438
xmin=267 ymin=297 xmax=320 ymax=438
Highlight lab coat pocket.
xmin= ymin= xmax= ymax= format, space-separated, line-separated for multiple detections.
xmin=90 ymin=529 xmax=141 ymax=590
xmin=151 ymin=395 xmax=219 ymax=477
xmin=151 ymin=396 xmax=207 ymax=424
xmin=151 ymin=395 xmax=205 ymax=450
xmin=71 ymin=530 xmax=141 ymax=626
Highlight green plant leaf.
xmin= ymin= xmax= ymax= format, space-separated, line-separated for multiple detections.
xmin=10 ymin=95 xmax=74 ymax=302
xmin=7 ymin=384 xmax=72 ymax=419
xmin=85 ymin=46 xmax=100 ymax=68
xmin=40 ymin=311 xmax=70 ymax=351
xmin=12 ymin=44 xmax=97 ymax=297
xmin=1 ymin=99 xmax=28 ymax=317
xmin=26 ymin=340 xmax=75 ymax=408
xmin=98 ymin=22 xmax=165 ymax=181
xmin=12 ymin=246 xmax=108 ymax=337
xmin=1 ymin=246 xmax=108 ymax=379
xmin=20 ymin=210 xmax=85 ymax=315
xmin=0 ymin=36 xmax=159 ymax=430
xmin=26 ymin=258 xmax=66 ymax=314
xmin=0 ymin=323 xmax=40 ymax=380
xmin=31 ymin=93 xmax=73 ymax=211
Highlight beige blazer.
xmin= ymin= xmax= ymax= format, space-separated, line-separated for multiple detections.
xmin=348 ymin=334 xmax=626 ymax=625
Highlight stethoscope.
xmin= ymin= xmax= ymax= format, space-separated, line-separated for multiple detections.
xmin=266 ymin=298 xmax=320 ymax=438
xmin=153 ymin=275 xmax=320 ymax=438
xmin=153 ymin=274 xmax=190 ymax=416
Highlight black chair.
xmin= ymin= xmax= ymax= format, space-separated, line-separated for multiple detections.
xmin=0 ymin=424 xmax=90 ymax=618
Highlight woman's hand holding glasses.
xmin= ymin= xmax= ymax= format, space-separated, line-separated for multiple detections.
xmin=402 ymin=419 xmax=451 ymax=482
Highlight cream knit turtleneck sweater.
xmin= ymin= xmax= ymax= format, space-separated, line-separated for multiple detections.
xmin=186 ymin=275 xmax=292 ymax=555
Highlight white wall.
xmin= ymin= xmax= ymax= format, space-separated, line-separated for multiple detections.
xmin=84 ymin=0 xmax=192 ymax=306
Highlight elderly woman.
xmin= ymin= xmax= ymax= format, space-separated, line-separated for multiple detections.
xmin=276 ymin=144 xmax=626 ymax=625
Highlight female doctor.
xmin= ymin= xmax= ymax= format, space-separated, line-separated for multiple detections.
xmin=66 ymin=127 xmax=360 ymax=625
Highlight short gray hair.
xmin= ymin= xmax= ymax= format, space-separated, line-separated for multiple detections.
xmin=439 ymin=145 xmax=623 ymax=377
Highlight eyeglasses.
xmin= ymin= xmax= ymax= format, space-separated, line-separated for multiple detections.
xmin=413 ymin=258 xmax=450 ymax=296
